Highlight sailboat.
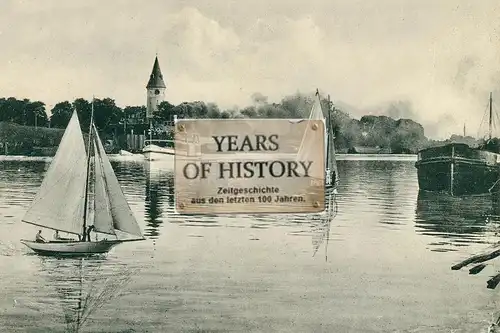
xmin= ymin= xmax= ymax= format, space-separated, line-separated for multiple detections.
xmin=298 ymin=89 xmax=339 ymax=260
xmin=20 ymin=101 xmax=145 ymax=256
xmin=296 ymin=89 xmax=339 ymax=191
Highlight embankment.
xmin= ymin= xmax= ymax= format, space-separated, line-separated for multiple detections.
xmin=0 ymin=122 xmax=63 ymax=156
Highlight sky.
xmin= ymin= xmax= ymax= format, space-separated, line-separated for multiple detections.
xmin=1 ymin=0 xmax=499 ymax=139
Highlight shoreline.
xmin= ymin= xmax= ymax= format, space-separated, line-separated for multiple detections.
xmin=0 ymin=153 xmax=418 ymax=162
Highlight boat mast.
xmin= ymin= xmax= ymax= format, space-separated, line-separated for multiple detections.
xmin=326 ymin=94 xmax=331 ymax=165
xmin=82 ymin=98 xmax=95 ymax=239
xmin=489 ymin=92 xmax=493 ymax=140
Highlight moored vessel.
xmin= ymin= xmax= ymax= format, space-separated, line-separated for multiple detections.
xmin=415 ymin=143 xmax=500 ymax=196
xmin=142 ymin=139 xmax=175 ymax=163
xmin=415 ymin=93 xmax=500 ymax=196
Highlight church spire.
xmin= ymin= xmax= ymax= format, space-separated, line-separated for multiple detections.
xmin=146 ymin=56 xmax=166 ymax=89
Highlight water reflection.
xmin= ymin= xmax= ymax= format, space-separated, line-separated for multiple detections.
xmin=414 ymin=190 xmax=500 ymax=251
xmin=311 ymin=188 xmax=339 ymax=260
xmin=141 ymin=160 xmax=341 ymax=256
xmin=143 ymin=164 xmax=173 ymax=239
xmin=334 ymin=160 xmax=418 ymax=229
xmin=36 ymin=256 xmax=137 ymax=332
xmin=7 ymin=157 xmax=500 ymax=332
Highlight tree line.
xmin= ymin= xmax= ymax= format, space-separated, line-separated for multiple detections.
xmin=0 ymin=93 xmax=430 ymax=153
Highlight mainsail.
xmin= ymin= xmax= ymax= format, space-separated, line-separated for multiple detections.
xmin=91 ymin=125 xmax=143 ymax=239
xmin=22 ymin=111 xmax=88 ymax=235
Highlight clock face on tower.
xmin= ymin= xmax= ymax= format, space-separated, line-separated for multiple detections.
xmin=154 ymin=89 xmax=160 ymax=95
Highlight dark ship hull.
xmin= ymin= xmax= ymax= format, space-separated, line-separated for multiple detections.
xmin=415 ymin=143 xmax=500 ymax=196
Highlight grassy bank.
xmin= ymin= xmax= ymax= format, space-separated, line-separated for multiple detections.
xmin=0 ymin=122 xmax=63 ymax=156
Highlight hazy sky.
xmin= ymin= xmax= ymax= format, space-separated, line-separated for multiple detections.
xmin=1 ymin=0 xmax=499 ymax=138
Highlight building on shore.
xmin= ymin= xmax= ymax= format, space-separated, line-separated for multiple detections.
xmin=124 ymin=56 xmax=170 ymax=152
xmin=146 ymin=56 xmax=166 ymax=119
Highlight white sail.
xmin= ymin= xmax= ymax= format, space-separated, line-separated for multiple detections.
xmin=92 ymin=125 xmax=143 ymax=239
xmin=22 ymin=111 xmax=87 ymax=235
xmin=296 ymin=94 xmax=327 ymax=178
xmin=92 ymin=139 xmax=116 ymax=236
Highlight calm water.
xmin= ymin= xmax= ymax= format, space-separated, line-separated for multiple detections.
xmin=1 ymin=157 xmax=500 ymax=332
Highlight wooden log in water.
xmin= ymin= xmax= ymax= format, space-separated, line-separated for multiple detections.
xmin=487 ymin=273 xmax=500 ymax=289
xmin=469 ymin=263 xmax=487 ymax=275
xmin=451 ymin=248 xmax=500 ymax=270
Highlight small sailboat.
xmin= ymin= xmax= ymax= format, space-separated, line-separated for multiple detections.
xmin=296 ymin=89 xmax=339 ymax=191
xmin=20 ymin=101 xmax=145 ymax=256
xmin=307 ymin=90 xmax=339 ymax=260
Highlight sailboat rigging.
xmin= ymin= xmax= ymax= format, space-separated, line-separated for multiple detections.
xmin=82 ymin=100 xmax=95 ymax=237
xmin=20 ymin=99 xmax=145 ymax=256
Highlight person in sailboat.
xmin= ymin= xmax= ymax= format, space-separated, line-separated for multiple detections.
xmin=83 ymin=225 xmax=96 ymax=242
xmin=35 ymin=230 xmax=46 ymax=243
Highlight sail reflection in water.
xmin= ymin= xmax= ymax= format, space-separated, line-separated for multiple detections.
xmin=311 ymin=187 xmax=338 ymax=259
xmin=414 ymin=190 xmax=500 ymax=251
xmin=37 ymin=257 xmax=138 ymax=332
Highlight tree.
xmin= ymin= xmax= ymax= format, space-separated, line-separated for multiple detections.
xmin=240 ymin=106 xmax=257 ymax=118
xmin=73 ymin=98 xmax=92 ymax=131
xmin=157 ymin=101 xmax=175 ymax=121
xmin=92 ymin=98 xmax=123 ymax=132
xmin=0 ymin=98 xmax=17 ymax=123
xmin=172 ymin=101 xmax=209 ymax=119
xmin=0 ymin=98 xmax=28 ymax=124
xmin=124 ymin=106 xmax=146 ymax=119
xmin=282 ymin=93 xmax=313 ymax=118
xmin=206 ymin=103 xmax=222 ymax=118
xmin=0 ymin=91 xmax=433 ymax=153
xmin=26 ymin=101 xmax=48 ymax=127
xmin=389 ymin=119 xmax=426 ymax=153
xmin=50 ymin=101 xmax=73 ymax=128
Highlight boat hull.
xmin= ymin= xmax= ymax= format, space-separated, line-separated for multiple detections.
xmin=20 ymin=239 xmax=122 ymax=257
xmin=143 ymin=144 xmax=175 ymax=163
xmin=415 ymin=143 xmax=500 ymax=196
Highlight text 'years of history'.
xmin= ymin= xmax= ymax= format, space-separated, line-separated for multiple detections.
xmin=174 ymin=119 xmax=325 ymax=214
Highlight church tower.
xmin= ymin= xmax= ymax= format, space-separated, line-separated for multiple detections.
xmin=146 ymin=56 xmax=166 ymax=119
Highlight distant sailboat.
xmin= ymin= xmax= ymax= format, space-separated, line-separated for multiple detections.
xmin=296 ymin=89 xmax=340 ymax=260
xmin=21 ymin=100 xmax=145 ymax=256
xmin=296 ymin=89 xmax=339 ymax=190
